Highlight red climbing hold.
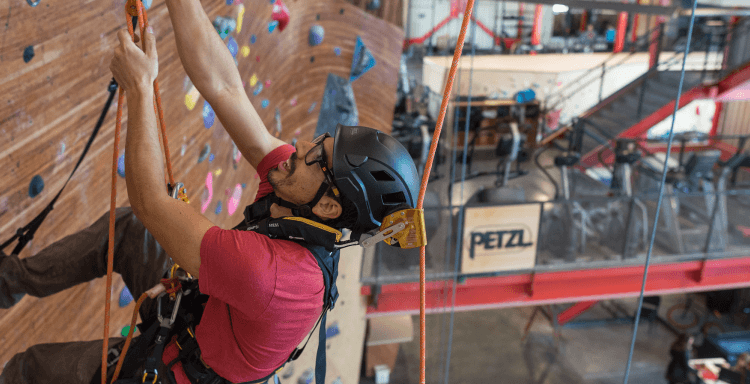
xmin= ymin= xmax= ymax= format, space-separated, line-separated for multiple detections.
xmin=271 ymin=0 xmax=290 ymax=32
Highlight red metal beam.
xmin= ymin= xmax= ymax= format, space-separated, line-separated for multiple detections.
xmin=614 ymin=11 xmax=628 ymax=53
xmin=471 ymin=16 xmax=502 ymax=46
xmin=361 ymin=257 xmax=750 ymax=317
xmin=404 ymin=15 xmax=456 ymax=48
xmin=557 ymin=300 xmax=598 ymax=325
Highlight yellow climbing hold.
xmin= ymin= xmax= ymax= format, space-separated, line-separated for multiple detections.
xmin=185 ymin=86 xmax=200 ymax=111
xmin=241 ymin=46 xmax=250 ymax=58
xmin=250 ymin=74 xmax=258 ymax=87
xmin=214 ymin=169 xmax=223 ymax=176
xmin=237 ymin=5 xmax=245 ymax=34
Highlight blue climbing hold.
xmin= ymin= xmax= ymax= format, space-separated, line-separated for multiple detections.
xmin=117 ymin=154 xmax=126 ymax=178
xmin=253 ymin=83 xmax=263 ymax=96
xmin=198 ymin=144 xmax=211 ymax=163
xmin=350 ymin=36 xmax=376 ymax=82
xmin=209 ymin=153 xmax=215 ymax=162
xmin=226 ymin=0 xmax=233 ymax=5
xmin=250 ymin=34 xmax=256 ymax=44
xmin=28 ymin=175 xmax=44 ymax=198
xmin=227 ymin=37 xmax=238 ymax=58
xmin=215 ymin=200 xmax=223 ymax=214
xmin=334 ymin=47 xmax=341 ymax=56
xmin=241 ymin=183 xmax=247 ymax=189
xmin=309 ymin=25 xmax=324 ymax=46
xmin=142 ymin=0 xmax=152 ymax=9
xmin=261 ymin=99 xmax=269 ymax=109
xmin=23 ymin=46 xmax=34 ymax=63
xmin=119 ymin=286 xmax=133 ymax=307
xmin=203 ymin=101 xmax=215 ymax=129
xmin=268 ymin=20 xmax=279 ymax=33
xmin=325 ymin=322 xmax=340 ymax=338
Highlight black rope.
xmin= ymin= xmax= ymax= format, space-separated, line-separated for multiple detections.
xmin=1 ymin=79 xmax=119 ymax=256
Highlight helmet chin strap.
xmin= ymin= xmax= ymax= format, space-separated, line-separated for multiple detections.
xmin=271 ymin=182 xmax=330 ymax=220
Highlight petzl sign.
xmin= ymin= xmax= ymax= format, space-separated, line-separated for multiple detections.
xmin=462 ymin=204 xmax=541 ymax=273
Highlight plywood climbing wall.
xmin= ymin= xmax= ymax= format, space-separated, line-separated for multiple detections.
xmin=0 ymin=0 xmax=402 ymax=374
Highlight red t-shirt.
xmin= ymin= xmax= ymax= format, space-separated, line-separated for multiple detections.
xmin=161 ymin=144 xmax=325 ymax=383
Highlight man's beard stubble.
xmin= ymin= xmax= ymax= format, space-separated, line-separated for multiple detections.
xmin=268 ymin=151 xmax=298 ymax=190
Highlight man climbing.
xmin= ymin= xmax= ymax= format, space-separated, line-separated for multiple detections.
xmin=0 ymin=0 xmax=420 ymax=383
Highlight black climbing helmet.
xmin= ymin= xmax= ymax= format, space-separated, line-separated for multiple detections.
xmin=331 ymin=124 xmax=420 ymax=234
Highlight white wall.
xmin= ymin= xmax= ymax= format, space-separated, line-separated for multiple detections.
xmin=407 ymin=0 xmax=555 ymax=49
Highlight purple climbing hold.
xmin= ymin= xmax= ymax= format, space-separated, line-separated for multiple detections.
xmin=28 ymin=175 xmax=44 ymax=198
xmin=334 ymin=47 xmax=341 ymax=56
xmin=215 ymin=200 xmax=223 ymax=214
xmin=268 ymin=20 xmax=279 ymax=33
xmin=227 ymin=37 xmax=238 ymax=58
xmin=309 ymin=25 xmax=324 ymax=46
xmin=226 ymin=0 xmax=233 ymax=5
xmin=250 ymin=34 xmax=257 ymax=44
xmin=117 ymin=153 xmax=126 ymax=178
xmin=203 ymin=101 xmax=215 ymax=129
xmin=261 ymin=99 xmax=269 ymax=109
xmin=119 ymin=286 xmax=133 ymax=307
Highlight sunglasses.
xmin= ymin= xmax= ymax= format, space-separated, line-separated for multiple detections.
xmin=304 ymin=132 xmax=340 ymax=198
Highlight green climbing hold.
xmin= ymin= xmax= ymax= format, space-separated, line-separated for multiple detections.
xmin=121 ymin=325 xmax=131 ymax=337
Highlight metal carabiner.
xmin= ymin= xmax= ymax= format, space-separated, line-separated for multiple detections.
xmin=156 ymin=290 xmax=183 ymax=328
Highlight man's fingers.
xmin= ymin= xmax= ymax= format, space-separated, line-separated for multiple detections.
xmin=116 ymin=29 xmax=131 ymax=46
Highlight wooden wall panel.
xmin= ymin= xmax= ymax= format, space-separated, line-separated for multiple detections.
xmin=0 ymin=0 xmax=402 ymax=372
xmin=717 ymin=100 xmax=750 ymax=149
xmin=345 ymin=0 xmax=404 ymax=28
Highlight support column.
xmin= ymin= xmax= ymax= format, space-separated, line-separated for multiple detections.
xmin=580 ymin=9 xmax=588 ymax=32
xmin=518 ymin=2 xmax=525 ymax=39
xmin=614 ymin=10 xmax=628 ymax=53
xmin=531 ymin=4 xmax=543 ymax=55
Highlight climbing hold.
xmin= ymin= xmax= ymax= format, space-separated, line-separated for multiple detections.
xmin=334 ymin=47 xmax=341 ymax=56
xmin=228 ymin=183 xmax=243 ymax=215
xmin=250 ymin=74 xmax=258 ymax=87
xmin=261 ymin=99 xmax=269 ymax=108
xmin=121 ymin=325 xmax=131 ymax=337
xmin=274 ymin=107 xmax=282 ymax=135
xmin=250 ymin=34 xmax=256 ymax=44
xmin=215 ymin=200 xmax=223 ymax=214
xmin=256 ymin=55 xmax=260 ymax=62
xmin=198 ymin=143 xmax=211 ymax=163
xmin=232 ymin=143 xmax=242 ymax=164
xmin=253 ymin=83 xmax=263 ymax=96
xmin=227 ymin=37 xmax=238 ymax=58
xmin=26 ymin=0 xmax=41 ymax=7
xmin=265 ymin=79 xmax=272 ymax=88
xmin=214 ymin=169 xmax=222 ymax=176
xmin=117 ymin=153 xmax=126 ymax=178
xmin=308 ymin=25 xmax=324 ymax=46
xmin=339 ymin=8 xmax=344 ymax=14
xmin=350 ymin=36 xmax=376 ymax=82
xmin=241 ymin=45 xmax=250 ymax=57
xmin=325 ymin=322 xmax=340 ymax=338
xmin=310 ymin=56 xmax=315 ymax=63
xmin=367 ymin=0 xmax=380 ymax=10
xmin=142 ymin=0 xmax=152 ymax=9
xmin=203 ymin=101 xmax=215 ymax=129
xmin=225 ymin=188 xmax=231 ymax=196
xmin=242 ymin=183 xmax=248 ymax=188
xmin=316 ymin=14 xmax=320 ymax=20
xmin=308 ymin=102 xmax=317 ymax=113
xmin=209 ymin=153 xmax=215 ymax=162
xmin=212 ymin=17 xmax=236 ymax=40
xmin=185 ymin=85 xmax=200 ymax=111
xmin=316 ymin=74 xmax=358 ymax=135
xmin=294 ymin=128 xmax=302 ymax=136
xmin=237 ymin=1 xmax=245 ymax=33
xmin=181 ymin=143 xmax=187 ymax=157
xmin=57 ymin=141 xmax=66 ymax=162
xmin=270 ymin=0 xmax=275 ymax=3
xmin=200 ymin=172 xmax=213 ymax=213
xmin=23 ymin=46 xmax=34 ymax=63
xmin=28 ymin=175 xmax=44 ymax=198
xmin=119 ymin=286 xmax=133 ymax=307
xmin=226 ymin=0 xmax=232 ymax=5
xmin=271 ymin=0 xmax=290 ymax=31
xmin=290 ymin=97 xmax=297 ymax=106
xmin=291 ymin=138 xmax=297 ymax=146
xmin=268 ymin=20 xmax=279 ymax=33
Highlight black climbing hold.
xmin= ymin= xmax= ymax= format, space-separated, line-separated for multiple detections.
xmin=316 ymin=14 xmax=320 ymax=20
xmin=339 ymin=8 xmax=344 ymax=14
xmin=28 ymin=175 xmax=44 ymax=198
xmin=23 ymin=46 xmax=34 ymax=63
xmin=310 ymin=56 xmax=315 ymax=63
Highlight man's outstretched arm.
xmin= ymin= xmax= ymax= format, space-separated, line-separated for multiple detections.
xmin=164 ymin=0 xmax=286 ymax=168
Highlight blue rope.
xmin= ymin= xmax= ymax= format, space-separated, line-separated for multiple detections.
xmin=444 ymin=16 xmax=477 ymax=384
xmin=623 ymin=1 xmax=699 ymax=383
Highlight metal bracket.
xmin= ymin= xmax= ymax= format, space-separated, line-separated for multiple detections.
xmin=361 ymin=222 xmax=407 ymax=248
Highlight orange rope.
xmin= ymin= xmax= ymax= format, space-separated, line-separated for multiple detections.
xmin=415 ymin=1 xmax=475 ymax=383
xmin=103 ymin=1 xmax=175 ymax=382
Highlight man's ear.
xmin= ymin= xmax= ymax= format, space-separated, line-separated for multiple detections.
xmin=312 ymin=195 xmax=342 ymax=220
